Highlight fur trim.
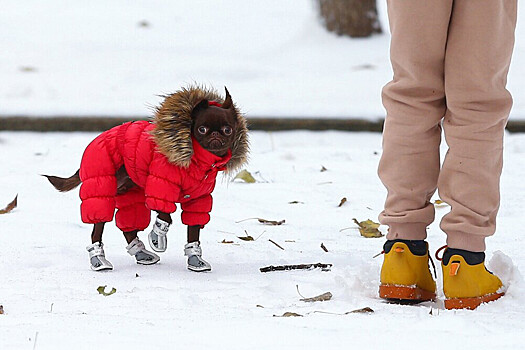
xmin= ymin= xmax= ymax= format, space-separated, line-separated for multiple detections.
xmin=151 ymin=84 xmax=249 ymax=173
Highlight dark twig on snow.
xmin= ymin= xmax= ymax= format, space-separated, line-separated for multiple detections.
xmin=260 ymin=263 xmax=332 ymax=273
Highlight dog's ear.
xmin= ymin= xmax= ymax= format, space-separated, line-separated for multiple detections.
xmin=222 ymin=87 xmax=233 ymax=110
xmin=191 ymin=99 xmax=209 ymax=119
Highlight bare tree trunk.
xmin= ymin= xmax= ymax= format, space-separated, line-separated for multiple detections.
xmin=317 ymin=0 xmax=382 ymax=38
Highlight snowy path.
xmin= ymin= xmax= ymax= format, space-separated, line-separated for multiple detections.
xmin=0 ymin=130 xmax=524 ymax=349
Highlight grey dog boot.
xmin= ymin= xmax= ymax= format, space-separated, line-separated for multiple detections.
xmin=184 ymin=241 xmax=211 ymax=272
xmin=148 ymin=216 xmax=170 ymax=252
xmin=86 ymin=242 xmax=113 ymax=271
xmin=126 ymin=238 xmax=160 ymax=265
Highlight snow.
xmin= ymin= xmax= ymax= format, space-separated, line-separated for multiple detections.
xmin=0 ymin=130 xmax=524 ymax=349
xmin=1 ymin=1 xmax=525 ymax=348
xmin=1 ymin=0 xmax=525 ymax=119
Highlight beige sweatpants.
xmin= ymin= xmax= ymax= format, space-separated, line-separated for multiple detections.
xmin=378 ymin=0 xmax=517 ymax=252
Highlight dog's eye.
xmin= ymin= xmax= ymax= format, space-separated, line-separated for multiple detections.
xmin=197 ymin=126 xmax=208 ymax=135
xmin=222 ymin=126 xmax=233 ymax=136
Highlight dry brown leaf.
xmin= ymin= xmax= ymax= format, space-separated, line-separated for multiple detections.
xmin=345 ymin=307 xmax=374 ymax=314
xmin=0 ymin=195 xmax=17 ymax=214
xmin=288 ymin=200 xmax=304 ymax=204
xmin=353 ymin=218 xmax=383 ymax=238
xmin=320 ymin=166 xmax=328 ymax=172
xmin=238 ymin=236 xmax=254 ymax=241
xmin=300 ymin=292 xmax=333 ymax=303
xmin=258 ymin=218 xmax=285 ymax=225
xmin=320 ymin=243 xmax=328 ymax=252
xmin=220 ymin=239 xmax=234 ymax=244
xmin=274 ymin=312 xmax=303 ymax=317
xmin=338 ymin=197 xmax=347 ymax=207
xmin=0 ymin=305 xmax=4 ymax=314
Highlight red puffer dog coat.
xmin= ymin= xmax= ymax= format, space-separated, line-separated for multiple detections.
xmin=78 ymin=86 xmax=249 ymax=232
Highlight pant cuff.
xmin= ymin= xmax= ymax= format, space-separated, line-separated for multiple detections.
xmin=385 ymin=223 xmax=428 ymax=241
xmin=446 ymin=231 xmax=486 ymax=252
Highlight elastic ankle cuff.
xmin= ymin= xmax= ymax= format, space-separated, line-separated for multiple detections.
xmin=446 ymin=232 xmax=486 ymax=252
xmin=386 ymin=223 xmax=428 ymax=241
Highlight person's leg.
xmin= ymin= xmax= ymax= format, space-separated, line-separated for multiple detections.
xmin=439 ymin=0 xmax=517 ymax=252
xmin=378 ymin=0 xmax=454 ymax=301
xmin=437 ymin=0 xmax=516 ymax=310
xmin=379 ymin=0 xmax=452 ymax=240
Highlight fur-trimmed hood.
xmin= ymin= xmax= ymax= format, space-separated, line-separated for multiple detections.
xmin=151 ymin=85 xmax=249 ymax=174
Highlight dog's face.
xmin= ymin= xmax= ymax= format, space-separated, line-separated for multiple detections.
xmin=191 ymin=88 xmax=238 ymax=157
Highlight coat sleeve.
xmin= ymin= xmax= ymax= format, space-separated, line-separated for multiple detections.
xmin=144 ymin=155 xmax=181 ymax=214
xmin=180 ymin=194 xmax=213 ymax=227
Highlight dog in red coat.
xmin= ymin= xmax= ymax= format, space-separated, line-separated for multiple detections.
xmin=45 ymin=86 xmax=249 ymax=271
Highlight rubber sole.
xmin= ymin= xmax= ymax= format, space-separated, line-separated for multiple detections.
xmin=444 ymin=292 xmax=504 ymax=310
xmin=379 ymin=284 xmax=436 ymax=302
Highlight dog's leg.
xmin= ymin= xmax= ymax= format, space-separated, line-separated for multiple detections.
xmin=157 ymin=211 xmax=172 ymax=224
xmin=124 ymin=230 xmax=160 ymax=265
xmin=91 ymin=222 xmax=105 ymax=243
xmin=187 ymin=225 xmax=200 ymax=243
xmin=148 ymin=211 xmax=172 ymax=252
xmin=87 ymin=223 xmax=113 ymax=271
xmin=184 ymin=225 xmax=211 ymax=272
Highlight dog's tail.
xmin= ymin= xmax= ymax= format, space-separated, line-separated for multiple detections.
xmin=43 ymin=169 xmax=81 ymax=192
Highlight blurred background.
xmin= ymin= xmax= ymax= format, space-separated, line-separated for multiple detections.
xmin=1 ymin=0 xmax=524 ymax=123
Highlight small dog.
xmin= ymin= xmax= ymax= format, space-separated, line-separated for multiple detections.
xmin=45 ymin=85 xmax=249 ymax=271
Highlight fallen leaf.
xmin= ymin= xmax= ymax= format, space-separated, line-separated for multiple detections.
xmin=288 ymin=201 xmax=304 ymax=204
xmin=0 ymin=195 xmax=17 ymax=214
xmin=236 ymin=217 xmax=285 ymax=225
xmin=19 ymin=66 xmax=37 ymax=72
xmin=345 ymin=307 xmax=374 ymax=314
xmin=137 ymin=20 xmax=150 ymax=27
xmin=353 ymin=218 xmax=383 ymax=238
xmin=434 ymin=199 xmax=448 ymax=207
xmin=320 ymin=166 xmax=328 ymax=172
xmin=256 ymin=305 xmax=265 ymax=308
xmin=300 ymin=292 xmax=333 ymax=303
xmin=220 ymin=239 xmax=234 ymax=244
xmin=238 ymin=235 xmax=254 ymax=241
xmin=320 ymin=243 xmax=328 ymax=252
xmin=338 ymin=197 xmax=347 ymax=207
xmin=259 ymin=218 xmax=285 ymax=225
xmin=97 ymin=285 xmax=116 ymax=296
xmin=0 ymin=305 xmax=4 ymax=314
xmin=233 ymin=169 xmax=256 ymax=183
xmin=274 ymin=312 xmax=303 ymax=317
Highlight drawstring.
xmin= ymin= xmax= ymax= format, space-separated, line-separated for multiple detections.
xmin=435 ymin=245 xmax=448 ymax=261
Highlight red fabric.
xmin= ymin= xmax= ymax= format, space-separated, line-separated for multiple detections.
xmin=208 ymin=101 xmax=222 ymax=107
xmin=79 ymin=121 xmax=231 ymax=231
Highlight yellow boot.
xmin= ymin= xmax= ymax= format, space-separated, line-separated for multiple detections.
xmin=441 ymin=247 xmax=504 ymax=310
xmin=379 ymin=240 xmax=436 ymax=302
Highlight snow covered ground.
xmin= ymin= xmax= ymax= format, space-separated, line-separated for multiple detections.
xmin=1 ymin=0 xmax=525 ymax=119
xmin=0 ymin=130 xmax=524 ymax=349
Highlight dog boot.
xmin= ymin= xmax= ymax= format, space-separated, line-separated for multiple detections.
xmin=86 ymin=242 xmax=113 ymax=271
xmin=184 ymin=241 xmax=211 ymax=272
xmin=379 ymin=239 xmax=436 ymax=302
xmin=440 ymin=247 xmax=504 ymax=310
xmin=148 ymin=216 xmax=170 ymax=252
xmin=126 ymin=238 xmax=160 ymax=265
